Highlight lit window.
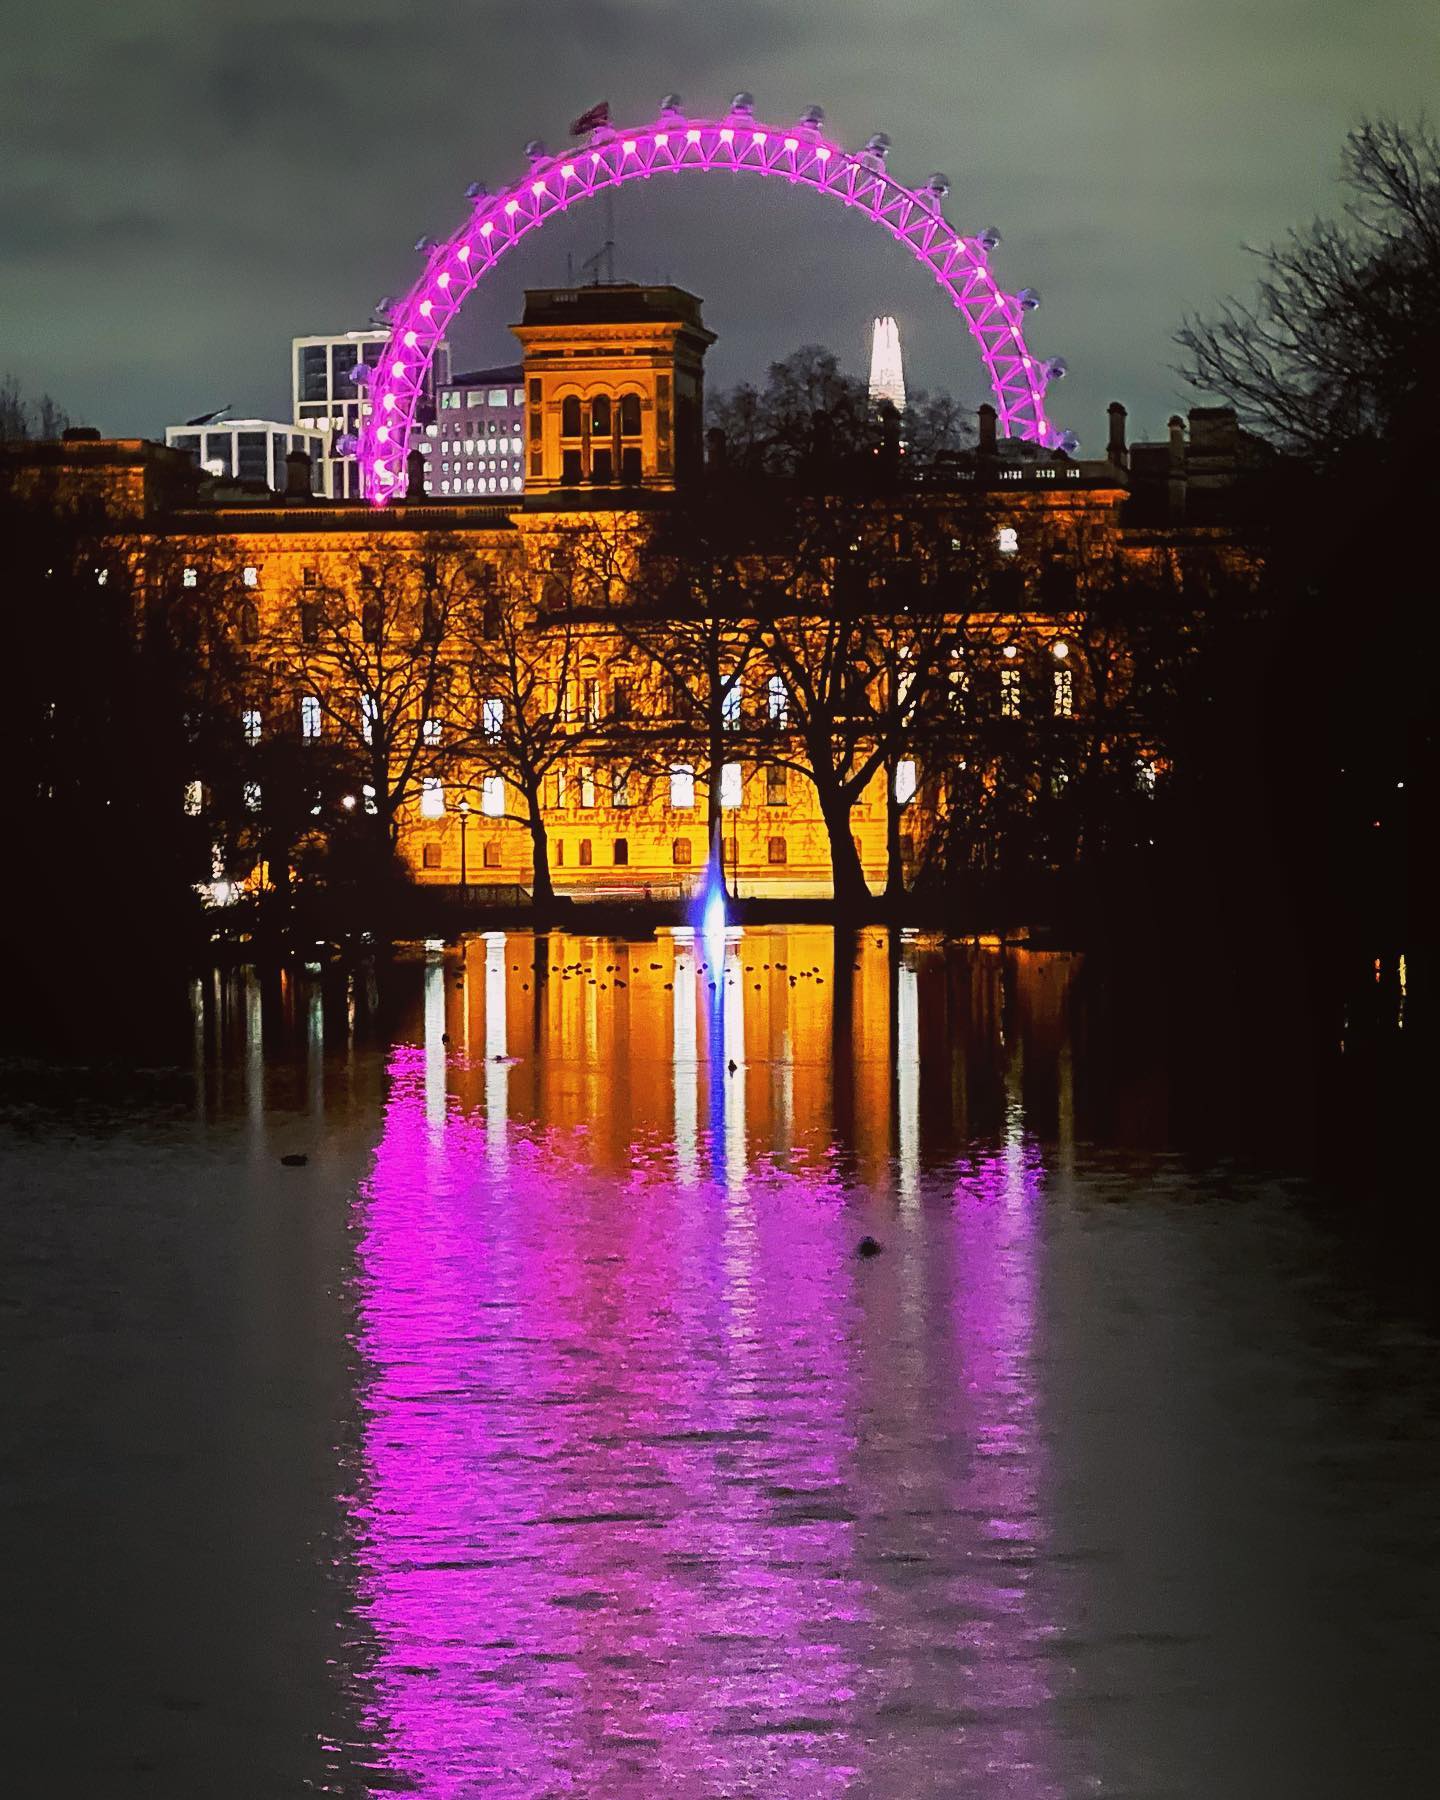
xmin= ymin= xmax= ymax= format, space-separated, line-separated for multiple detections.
xmin=768 ymin=836 xmax=788 ymax=865
xmin=895 ymin=758 xmax=917 ymax=804
xmin=422 ymin=716 xmax=442 ymax=746
xmin=1053 ymin=667 xmax=1073 ymax=718
xmin=183 ymin=779 xmax=203 ymax=816
xmin=949 ymin=648 xmax=967 ymax=711
xmin=997 ymin=527 xmax=1018 ymax=555
xmin=244 ymin=781 xmax=261 ymax=813
xmin=720 ymin=762 xmax=742 ymax=809
xmin=360 ymin=694 xmax=377 ymax=744
xmin=1000 ymin=667 xmax=1021 ymax=719
xmin=583 ymin=678 xmax=601 ymax=724
xmin=579 ymin=768 xmax=596 ymax=808
xmin=482 ymin=775 xmax=504 ymax=816
xmin=242 ymin=565 xmax=259 ymax=587
xmin=766 ymin=764 xmax=787 ymax=806
xmin=362 ymin=784 xmax=377 ymax=815
xmin=1137 ymin=759 xmax=1158 ymax=792
xmin=182 ymin=566 xmax=197 ymax=589
xmin=300 ymin=695 xmax=322 ymax=741
xmin=242 ymin=708 xmax=262 ymax=745
xmin=673 ymin=838 xmax=692 ymax=865
xmin=611 ymin=769 xmax=631 ymax=808
xmin=669 ymin=764 xmax=695 ymax=808
xmin=766 ymin=674 xmax=788 ymax=725
xmin=420 ymin=777 xmax=445 ymax=818
xmin=722 ymin=682 xmax=742 ymax=731
xmin=481 ymin=697 xmax=503 ymax=739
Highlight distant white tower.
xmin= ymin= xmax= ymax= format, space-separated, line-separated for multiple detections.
xmin=868 ymin=315 xmax=906 ymax=412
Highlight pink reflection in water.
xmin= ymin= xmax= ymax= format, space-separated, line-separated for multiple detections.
xmin=349 ymin=949 xmax=1065 ymax=1795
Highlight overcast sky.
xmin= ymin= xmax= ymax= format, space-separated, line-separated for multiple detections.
xmin=3 ymin=0 xmax=1435 ymax=449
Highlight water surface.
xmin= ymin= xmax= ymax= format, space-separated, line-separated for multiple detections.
xmin=3 ymin=926 xmax=1436 ymax=1797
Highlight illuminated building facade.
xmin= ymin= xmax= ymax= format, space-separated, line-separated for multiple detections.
xmin=12 ymin=283 xmax=1255 ymax=907
xmin=429 ymin=364 xmax=526 ymax=498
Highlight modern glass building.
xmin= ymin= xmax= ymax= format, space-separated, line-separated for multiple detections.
xmin=292 ymin=331 xmax=451 ymax=499
xmin=164 ymin=420 xmax=326 ymax=492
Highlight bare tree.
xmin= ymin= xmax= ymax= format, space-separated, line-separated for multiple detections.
xmin=1177 ymin=118 xmax=1440 ymax=460
xmin=0 ymin=373 xmax=69 ymax=441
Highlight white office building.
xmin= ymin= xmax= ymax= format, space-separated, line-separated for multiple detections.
xmin=165 ymin=419 xmax=326 ymax=492
xmin=292 ymin=331 xmax=451 ymax=500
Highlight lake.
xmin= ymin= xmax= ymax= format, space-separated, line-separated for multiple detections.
xmin=3 ymin=925 xmax=1435 ymax=1797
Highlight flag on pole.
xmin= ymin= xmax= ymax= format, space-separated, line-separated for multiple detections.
xmin=569 ymin=101 xmax=611 ymax=136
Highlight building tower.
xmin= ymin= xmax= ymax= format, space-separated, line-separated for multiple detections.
xmin=511 ymin=284 xmax=715 ymax=499
xmin=868 ymin=315 xmax=906 ymax=414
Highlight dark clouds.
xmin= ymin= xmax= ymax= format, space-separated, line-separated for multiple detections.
xmin=3 ymin=0 xmax=1436 ymax=447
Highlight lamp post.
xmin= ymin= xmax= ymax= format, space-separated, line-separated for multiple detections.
xmin=457 ymin=797 xmax=470 ymax=904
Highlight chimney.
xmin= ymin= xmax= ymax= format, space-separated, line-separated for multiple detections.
xmin=406 ymin=446 xmax=427 ymax=498
xmin=284 ymin=449 xmax=312 ymax=499
xmin=977 ymin=402 xmax=997 ymax=457
xmin=1106 ymin=401 xmax=1128 ymax=470
xmin=1166 ymin=415 xmax=1188 ymax=522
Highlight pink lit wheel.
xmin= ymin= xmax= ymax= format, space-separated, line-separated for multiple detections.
xmin=357 ymin=100 xmax=1070 ymax=502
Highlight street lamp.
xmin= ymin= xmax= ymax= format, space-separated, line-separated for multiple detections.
xmin=457 ymin=797 xmax=470 ymax=902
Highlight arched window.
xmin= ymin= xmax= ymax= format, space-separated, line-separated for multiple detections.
xmin=672 ymin=838 xmax=692 ymax=865
xmin=590 ymin=394 xmax=611 ymax=437
xmin=619 ymin=392 xmax=641 ymax=436
xmin=561 ymin=395 xmax=582 ymax=438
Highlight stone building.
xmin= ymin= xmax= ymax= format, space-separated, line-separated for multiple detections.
xmin=3 ymin=286 xmax=1255 ymax=906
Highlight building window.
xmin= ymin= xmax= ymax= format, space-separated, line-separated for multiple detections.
xmin=420 ymin=778 xmax=445 ymax=818
xmin=300 ymin=695 xmax=322 ymax=741
xmin=561 ymin=395 xmax=582 ymax=437
xmin=300 ymin=602 xmax=320 ymax=645
xmin=1000 ymin=667 xmax=1022 ymax=719
xmin=244 ymin=781 xmax=261 ymax=813
xmin=481 ymin=775 xmax=505 ymax=817
xmin=895 ymin=758 xmax=918 ymax=805
xmin=766 ymin=674 xmax=788 ymax=726
xmin=669 ymin=764 xmax=695 ymax=809
xmin=422 ymin=843 xmax=442 ymax=869
xmin=673 ymin=838 xmax=692 ymax=865
xmin=621 ymin=447 xmax=642 ymax=484
xmin=611 ymin=769 xmax=631 ymax=808
xmin=242 ymin=708 xmax=262 ymax=745
xmin=590 ymin=448 xmax=613 ymax=485
xmin=591 ymin=394 xmax=611 ymax=436
xmin=611 ymin=680 xmax=632 ymax=721
xmin=1137 ymin=759 xmax=1159 ymax=793
xmin=579 ymin=769 xmax=596 ymax=809
xmin=242 ymin=565 xmax=259 ymax=588
xmin=720 ymin=762 xmax=742 ymax=809
xmin=949 ymin=649 xmax=967 ymax=712
xmin=239 ymin=601 xmax=259 ymax=643
xmin=555 ymin=839 xmax=565 ymax=866
xmin=578 ymin=838 xmax=593 ymax=866
xmin=360 ymin=694 xmax=377 ymax=744
xmin=997 ymin=526 xmax=1018 ymax=555
xmin=302 ymin=567 xmax=318 ymax=588
xmin=766 ymin=764 xmax=787 ymax=806
xmin=612 ymin=837 xmax=630 ymax=866
xmin=422 ymin=716 xmax=442 ymax=746
xmin=619 ymin=392 xmax=641 ymax=435
xmin=1053 ymin=667 xmax=1073 ymax=718
xmin=768 ymin=836 xmax=788 ymax=865
xmin=483 ymin=842 xmax=501 ymax=868
xmin=362 ymin=784 xmax=377 ymax=815
xmin=183 ymin=779 xmax=203 ymax=817
xmin=182 ymin=566 xmax=197 ymax=589
xmin=582 ymin=678 xmax=601 ymax=724
xmin=722 ymin=682 xmax=742 ymax=731
xmin=481 ymin=697 xmax=503 ymax=739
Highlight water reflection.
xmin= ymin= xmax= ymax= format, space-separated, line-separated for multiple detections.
xmin=340 ymin=928 xmax=1071 ymax=1795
